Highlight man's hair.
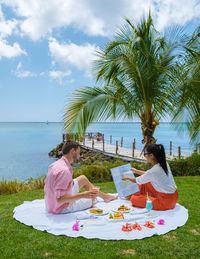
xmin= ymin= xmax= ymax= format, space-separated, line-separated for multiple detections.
xmin=62 ymin=140 xmax=80 ymax=155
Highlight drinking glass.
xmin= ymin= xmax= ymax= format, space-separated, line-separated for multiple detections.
xmin=92 ymin=186 xmax=100 ymax=193
xmin=92 ymin=186 xmax=100 ymax=203
xmin=146 ymin=199 xmax=153 ymax=216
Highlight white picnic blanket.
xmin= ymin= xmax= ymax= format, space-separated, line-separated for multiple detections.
xmin=13 ymin=196 xmax=188 ymax=240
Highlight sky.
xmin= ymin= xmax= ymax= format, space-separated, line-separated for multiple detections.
xmin=0 ymin=0 xmax=200 ymax=122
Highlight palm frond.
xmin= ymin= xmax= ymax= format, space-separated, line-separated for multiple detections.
xmin=63 ymin=11 xmax=190 ymax=144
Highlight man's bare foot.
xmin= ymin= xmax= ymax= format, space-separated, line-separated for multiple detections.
xmin=101 ymin=193 xmax=118 ymax=203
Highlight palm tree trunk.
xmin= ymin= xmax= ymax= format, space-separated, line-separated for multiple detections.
xmin=140 ymin=116 xmax=157 ymax=154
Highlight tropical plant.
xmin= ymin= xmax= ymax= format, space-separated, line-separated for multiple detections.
xmin=64 ymin=12 xmax=184 ymax=151
xmin=172 ymin=26 xmax=200 ymax=142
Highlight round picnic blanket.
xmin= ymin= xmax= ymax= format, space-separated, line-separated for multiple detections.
xmin=13 ymin=196 xmax=188 ymax=240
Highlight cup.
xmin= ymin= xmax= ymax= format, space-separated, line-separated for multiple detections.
xmin=92 ymin=186 xmax=100 ymax=203
xmin=92 ymin=186 xmax=100 ymax=193
xmin=145 ymin=199 xmax=153 ymax=217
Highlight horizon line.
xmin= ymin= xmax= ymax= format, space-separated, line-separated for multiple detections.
xmin=0 ymin=121 xmax=187 ymax=124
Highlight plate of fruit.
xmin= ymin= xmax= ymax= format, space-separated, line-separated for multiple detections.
xmin=87 ymin=208 xmax=108 ymax=216
xmin=112 ymin=205 xmax=132 ymax=213
xmin=108 ymin=212 xmax=125 ymax=221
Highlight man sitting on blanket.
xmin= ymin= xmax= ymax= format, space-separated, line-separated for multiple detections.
xmin=44 ymin=140 xmax=118 ymax=214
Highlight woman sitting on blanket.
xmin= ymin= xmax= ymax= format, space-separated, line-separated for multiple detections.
xmin=122 ymin=144 xmax=178 ymax=211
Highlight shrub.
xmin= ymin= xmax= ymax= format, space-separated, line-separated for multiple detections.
xmin=130 ymin=161 xmax=148 ymax=171
xmin=27 ymin=177 xmax=45 ymax=190
xmin=0 ymin=179 xmax=27 ymax=195
xmin=169 ymin=153 xmax=200 ymax=176
xmin=0 ymin=177 xmax=45 ymax=196
xmin=73 ymin=165 xmax=112 ymax=183
xmin=73 ymin=160 xmax=148 ymax=183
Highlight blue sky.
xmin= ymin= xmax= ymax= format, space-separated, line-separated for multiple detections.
xmin=0 ymin=0 xmax=200 ymax=122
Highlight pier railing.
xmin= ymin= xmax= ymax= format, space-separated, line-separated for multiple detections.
xmin=62 ymin=133 xmax=200 ymax=160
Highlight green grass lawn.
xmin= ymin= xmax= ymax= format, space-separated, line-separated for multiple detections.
xmin=0 ymin=176 xmax=200 ymax=259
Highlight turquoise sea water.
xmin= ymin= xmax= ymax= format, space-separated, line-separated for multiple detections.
xmin=0 ymin=122 xmax=197 ymax=181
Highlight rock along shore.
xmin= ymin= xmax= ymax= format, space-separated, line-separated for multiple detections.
xmin=48 ymin=142 xmax=120 ymax=165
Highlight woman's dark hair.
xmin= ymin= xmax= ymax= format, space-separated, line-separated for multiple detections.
xmin=145 ymin=144 xmax=168 ymax=175
xmin=62 ymin=140 xmax=80 ymax=155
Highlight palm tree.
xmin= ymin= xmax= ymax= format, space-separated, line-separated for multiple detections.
xmin=172 ymin=26 xmax=200 ymax=142
xmin=64 ymin=12 xmax=184 ymax=151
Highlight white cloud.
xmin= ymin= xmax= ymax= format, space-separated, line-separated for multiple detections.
xmin=0 ymin=3 xmax=25 ymax=59
xmin=0 ymin=18 xmax=18 ymax=39
xmin=15 ymin=70 xmax=36 ymax=78
xmin=17 ymin=61 xmax=22 ymax=70
xmin=0 ymin=4 xmax=4 ymax=20
xmin=14 ymin=62 xmax=43 ymax=78
xmin=2 ymin=0 xmax=106 ymax=40
xmin=49 ymin=70 xmax=71 ymax=78
xmin=2 ymin=0 xmax=200 ymax=41
xmin=152 ymin=0 xmax=200 ymax=30
xmin=0 ymin=39 xmax=26 ymax=59
xmin=49 ymin=38 xmax=98 ymax=76
xmin=49 ymin=69 xmax=72 ymax=84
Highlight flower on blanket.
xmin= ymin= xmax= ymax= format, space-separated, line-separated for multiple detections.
xmin=132 ymin=222 xmax=142 ymax=231
xmin=157 ymin=219 xmax=165 ymax=225
xmin=122 ymin=222 xmax=142 ymax=232
xmin=72 ymin=220 xmax=80 ymax=231
xmin=143 ymin=221 xmax=155 ymax=228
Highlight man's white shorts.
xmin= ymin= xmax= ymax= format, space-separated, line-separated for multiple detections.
xmin=60 ymin=178 xmax=93 ymax=214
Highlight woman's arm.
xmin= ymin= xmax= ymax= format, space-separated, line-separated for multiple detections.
xmin=122 ymin=175 xmax=136 ymax=183
xmin=131 ymin=167 xmax=146 ymax=176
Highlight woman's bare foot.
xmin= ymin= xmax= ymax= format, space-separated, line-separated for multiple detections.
xmin=100 ymin=193 xmax=118 ymax=203
xmin=125 ymin=194 xmax=132 ymax=200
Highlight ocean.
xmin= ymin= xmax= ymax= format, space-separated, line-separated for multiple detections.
xmin=0 ymin=122 xmax=197 ymax=181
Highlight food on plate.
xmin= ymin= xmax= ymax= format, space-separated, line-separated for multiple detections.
xmin=109 ymin=212 xmax=124 ymax=220
xmin=117 ymin=205 xmax=131 ymax=212
xmin=89 ymin=208 xmax=103 ymax=214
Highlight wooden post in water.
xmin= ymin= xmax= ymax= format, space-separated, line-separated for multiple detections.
xmin=62 ymin=134 xmax=65 ymax=142
xmin=110 ymin=135 xmax=112 ymax=144
xmin=132 ymin=138 xmax=136 ymax=157
xmin=132 ymin=140 xmax=135 ymax=158
xmin=170 ymin=141 xmax=172 ymax=155
xmin=178 ymin=146 xmax=181 ymax=159
xmin=116 ymin=140 xmax=118 ymax=154
xmin=92 ymin=138 xmax=94 ymax=149
xmin=121 ymin=137 xmax=123 ymax=147
xmin=102 ymin=134 xmax=105 ymax=152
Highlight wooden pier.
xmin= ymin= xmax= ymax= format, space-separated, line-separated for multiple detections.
xmin=62 ymin=133 xmax=199 ymax=160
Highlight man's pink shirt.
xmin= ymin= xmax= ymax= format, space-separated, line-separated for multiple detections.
xmin=44 ymin=156 xmax=74 ymax=214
